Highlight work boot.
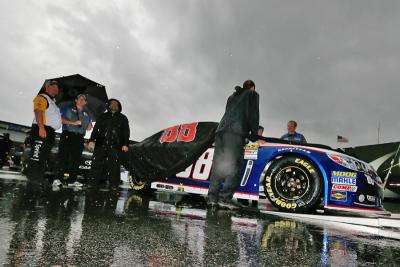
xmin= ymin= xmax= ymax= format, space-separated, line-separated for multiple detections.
xmin=52 ymin=179 xmax=63 ymax=187
xmin=67 ymin=181 xmax=83 ymax=187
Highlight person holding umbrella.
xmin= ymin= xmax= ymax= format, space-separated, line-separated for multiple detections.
xmin=88 ymin=98 xmax=130 ymax=188
xmin=53 ymin=94 xmax=93 ymax=188
xmin=26 ymin=80 xmax=62 ymax=183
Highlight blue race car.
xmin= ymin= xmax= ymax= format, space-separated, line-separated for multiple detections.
xmin=128 ymin=122 xmax=386 ymax=215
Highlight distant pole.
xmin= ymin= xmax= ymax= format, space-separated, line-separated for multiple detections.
xmin=382 ymin=143 xmax=400 ymax=199
xmin=377 ymin=121 xmax=380 ymax=144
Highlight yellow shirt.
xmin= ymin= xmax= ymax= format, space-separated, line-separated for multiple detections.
xmin=32 ymin=94 xmax=62 ymax=130
xmin=33 ymin=95 xmax=48 ymax=111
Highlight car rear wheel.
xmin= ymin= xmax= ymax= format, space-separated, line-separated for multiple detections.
xmin=128 ymin=174 xmax=151 ymax=192
xmin=263 ymin=156 xmax=323 ymax=213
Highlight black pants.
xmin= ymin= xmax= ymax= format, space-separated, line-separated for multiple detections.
xmin=26 ymin=124 xmax=55 ymax=182
xmin=0 ymin=151 xmax=6 ymax=168
xmin=56 ymin=131 xmax=84 ymax=183
xmin=207 ymin=132 xmax=246 ymax=202
xmin=90 ymin=145 xmax=125 ymax=186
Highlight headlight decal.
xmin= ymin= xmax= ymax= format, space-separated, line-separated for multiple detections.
xmin=327 ymin=154 xmax=370 ymax=174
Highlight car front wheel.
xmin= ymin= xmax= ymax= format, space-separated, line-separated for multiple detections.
xmin=263 ymin=156 xmax=323 ymax=213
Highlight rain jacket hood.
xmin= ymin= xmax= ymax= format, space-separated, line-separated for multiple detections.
xmin=90 ymin=98 xmax=130 ymax=148
xmin=107 ymin=98 xmax=122 ymax=113
xmin=234 ymin=86 xmax=245 ymax=96
xmin=216 ymin=86 xmax=260 ymax=140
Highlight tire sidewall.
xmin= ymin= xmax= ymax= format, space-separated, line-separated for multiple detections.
xmin=128 ymin=174 xmax=147 ymax=192
xmin=264 ymin=156 xmax=322 ymax=212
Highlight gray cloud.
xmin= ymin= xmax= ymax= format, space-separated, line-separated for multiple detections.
xmin=0 ymin=0 xmax=399 ymax=147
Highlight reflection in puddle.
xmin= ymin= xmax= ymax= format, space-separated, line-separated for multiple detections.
xmin=0 ymin=180 xmax=400 ymax=266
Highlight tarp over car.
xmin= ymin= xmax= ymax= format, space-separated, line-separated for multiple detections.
xmin=128 ymin=122 xmax=218 ymax=182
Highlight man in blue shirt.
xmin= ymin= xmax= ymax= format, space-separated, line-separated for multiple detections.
xmin=281 ymin=120 xmax=307 ymax=144
xmin=53 ymin=94 xmax=93 ymax=187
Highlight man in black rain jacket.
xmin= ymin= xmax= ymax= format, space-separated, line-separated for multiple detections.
xmin=207 ymin=80 xmax=259 ymax=209
xmin=88 ymin=98 xmax=130 ymax=187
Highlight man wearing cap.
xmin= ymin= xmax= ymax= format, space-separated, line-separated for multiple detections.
xmin=53 ymin=94 xmax=93 ymax=187
xmin=26 ymin=80 xmax=62 ymax=183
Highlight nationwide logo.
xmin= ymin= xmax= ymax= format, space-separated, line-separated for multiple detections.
xmin=331 ymin=191 xmax=347 ymax=202
xmin=332 ymin=184 xmax=357 ymax=192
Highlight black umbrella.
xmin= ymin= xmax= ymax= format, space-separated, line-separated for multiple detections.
xmin=39 ymin=74 xmax=108 ymax=121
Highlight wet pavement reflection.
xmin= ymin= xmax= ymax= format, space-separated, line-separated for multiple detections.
xmin=1 ymin=178 xmax=400 ymax=266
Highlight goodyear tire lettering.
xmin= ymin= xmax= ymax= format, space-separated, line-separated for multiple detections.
xmin=295 ymin=158 xmax=315 ymax=174
xmin=265 ymin=176 xmax=298 ymax=210
xmin=264 ymin=156 xmax=323 ymax=212
xmin=128 ymin=175 xmax=146 ymax=191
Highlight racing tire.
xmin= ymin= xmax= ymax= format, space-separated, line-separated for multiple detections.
xmin=263 ymin=156 xmax=323 ymax=213
xmin=128 ymin=174 xmax=152 ymax=193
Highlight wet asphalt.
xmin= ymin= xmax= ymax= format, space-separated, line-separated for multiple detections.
xmin=1 ymin=177 xmax=400 ymax=266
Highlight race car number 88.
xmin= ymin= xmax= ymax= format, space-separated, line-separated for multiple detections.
xmin=176 ymin=148 xmax=214 ymax=180
xmin=159 ymin=123 xmax=198 ymax=143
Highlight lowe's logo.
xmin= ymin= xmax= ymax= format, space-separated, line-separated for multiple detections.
xmin=332 ymin=171 xmax=357 ymax=178
xmin=331 ymin=177 xmax=357 ymax=185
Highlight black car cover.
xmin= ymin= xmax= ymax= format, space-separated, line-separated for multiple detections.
xmin=129 ymin=122 xmax=218 ymax=182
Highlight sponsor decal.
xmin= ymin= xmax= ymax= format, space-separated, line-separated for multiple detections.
xmin=331 ymin=191 xmax=347 ymax=202
xmin=78 ymin=165 xmax=91 ymax=170
xmin=78 ymin=160 xmax=92 ymax=170
xmin=367 ymin=195 xmax=376 ymax=202
xmin=331 ymin=177 xmax=357 ymax=185
xmin=244 ymin=143 xmax=259 ymax=160
xmin=31 ymin=140 xmax=43 ymax=161
xmin=331 ymin=171 xmax=357 ymax=178
xmin=265 ymin=176 xmax=298 ymax=210
xmin=332 ymin=184 xmax=357 ymax=192
xmin=244 ymin=143 xmax=259 ymax=150
xmin=178 ymin=183 xmax=184 ymax=192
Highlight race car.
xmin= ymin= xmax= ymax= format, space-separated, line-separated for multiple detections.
xmin=127 ymin=122 xmax=387 ymax=215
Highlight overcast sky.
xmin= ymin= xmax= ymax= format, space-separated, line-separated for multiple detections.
xmin=1 ymin=0 xmax=399 ymax=147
